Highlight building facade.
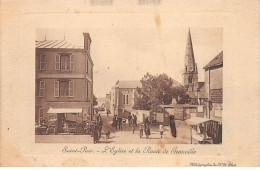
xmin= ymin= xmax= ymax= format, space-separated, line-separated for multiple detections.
xmin=110 ymin=80 xmax=142 ymax=116
xmin=203 ymin=51 xmax=223 ymax=123
xmin=35 ymin=33 xmax=94 ymax=133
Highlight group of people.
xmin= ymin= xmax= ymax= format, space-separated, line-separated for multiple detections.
xmin=128 ymin=113 xmax=137 ymax=127
xmin=139 ymin=116 xmax=151 ymax=139
xmin=112 ymin=115 xmax=123 ymax=130
xmin=92 ymin=114 xmax=103 ymax=144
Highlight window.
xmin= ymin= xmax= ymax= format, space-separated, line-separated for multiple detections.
xmin=40 ymin=54 xmax=46 ymax=70
xmin=37 ymin=81 xmax=45 ymax=97
xmin=61 ymin=55 xmax=70 ymax=70
xmin=123 ymin=94 xmax=129 ymax=105
xmin=56 ymin=54 xmax=75 ymax=71
xmin=54 ymin=80 xmax=74 ymax=97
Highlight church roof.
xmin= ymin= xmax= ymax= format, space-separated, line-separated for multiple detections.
xmin=184 ymin=29 xmax=197 ymax=73
xmin=203 ymin=51 xmax=223 ymax=69
xmin=116 ymin=80 xmax=142 ymax=89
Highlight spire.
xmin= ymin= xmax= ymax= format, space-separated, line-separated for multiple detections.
xmin=184 ymin=28 xmax=197 ymax=73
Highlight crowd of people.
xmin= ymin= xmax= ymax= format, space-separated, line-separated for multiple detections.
xmin=91 ymin=112 xmax=177 ymax=143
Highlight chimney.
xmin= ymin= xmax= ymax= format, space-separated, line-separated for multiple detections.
xmin=83 ymin=33 xmax=91 ymax=50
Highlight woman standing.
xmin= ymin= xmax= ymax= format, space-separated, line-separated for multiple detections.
xmin=145 ymin=125 xmax=150 ymax=139
xmin=139 ymin=125 xmax=143 ymax=139
xmin=169 ymin=115 xmax=177 ymax=137
xmin=93 ymin=122 xmax=99 ymax=144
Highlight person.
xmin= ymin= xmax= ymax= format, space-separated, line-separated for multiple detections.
xmin=107 ymin=109 xmax=109 ymax=117
xmin=97 ymin=114 xmax=102 ymax=122
xmin=144 ymin=116 xmax=150 ymax=126
xmin=159 ymin=124 xmax=164 ymax=139
xmin=98 ymin=120 xmax=103 ymax=139
xmin=134 ymin=114 xmax=137 ymax=127
xmin=132 ymin=120 xmax=135 ymax=134
xmin=115 ymin=115 xmax=118 ymax=130
xmin=118 ymin=116 xmax=122 ymax=130
xmin=169 ymin=115 xmax=177 ymax=137
xmin=145 ymin=125 xmax=150 ymax=139
xmin=92 ymin=123 xmax=99 ymax=144
xmin=128 ymin=113 xmax=132 ymax=127
xmin=139 ymin=125 xmax=143 ymax=139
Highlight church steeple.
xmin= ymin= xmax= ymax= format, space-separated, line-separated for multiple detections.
xmin=182 ymin=28 xmax=198 ymax=93
xmin=184 ymin=29 xmax=197 ymax=74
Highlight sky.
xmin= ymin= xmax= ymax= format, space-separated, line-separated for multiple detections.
xmin=37 ymin=27 xmax=222 ymax=98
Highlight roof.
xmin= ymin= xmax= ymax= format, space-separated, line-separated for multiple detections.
xmin=47 ymin=107 xmax=82 ymax=114
xmin=116 ymin=80 xmax=142 ymax=89
xmin=185 ymin=117 xmax=211 ymax=125
xmin=203 ymin=51 xmax=223 ymax=69
xmin=36 ymin=39 xmax=84 ymax=49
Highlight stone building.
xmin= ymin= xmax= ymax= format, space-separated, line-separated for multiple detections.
xmin=110 ymin=80 xmax=142 ymax=116
xmin=203 ymin=51 xmax=223 ymax=123
xmin=35 ymin=33 xmax=94 ymax=133
xmin=182 ymin=29 xmax=200 ymax=102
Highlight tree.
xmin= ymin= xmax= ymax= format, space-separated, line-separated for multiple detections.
xmin=93 ymin=95 xmax=98 ymax=106
xmin=133 ymin=73 xmax=191 ymax=111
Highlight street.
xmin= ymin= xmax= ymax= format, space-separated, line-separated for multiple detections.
xmin=35 ymin=114 xmax=191 ymax=144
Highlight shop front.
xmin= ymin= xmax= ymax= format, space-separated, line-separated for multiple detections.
xmin=47 ymin=107 xmax=83 ymax=134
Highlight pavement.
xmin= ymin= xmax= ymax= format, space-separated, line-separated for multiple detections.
xmin=35 ymin=114 xmax=191 ymax=144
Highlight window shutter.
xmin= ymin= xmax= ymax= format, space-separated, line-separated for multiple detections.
xmin=70 ymin=54 xmax=75 ymax=70
xmin=69 ymin=81 xmax=74 ymax=97
xmin=123 ymin=95 xmax=125 ymax=105
xmin=126 ymin=95 xmax=129 ymax=105
xmin=39 ymin=81 xmax=45 ymax=97
xmin=40 ymin=54 xmax=46 ymax=70
xmin=55 ymin=54 xmax=60 ymax=70
xmin=54 ymin=81 xmax=59 ymax=97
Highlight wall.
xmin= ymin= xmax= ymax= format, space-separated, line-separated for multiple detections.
xmin=204 ymin=66 xmax=223 ymax=122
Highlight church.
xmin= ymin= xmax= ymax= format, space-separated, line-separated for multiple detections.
xmin=182 ymin=29 xmax=203 ymax=104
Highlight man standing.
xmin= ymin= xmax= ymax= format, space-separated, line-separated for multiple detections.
xmin=97 ymin=114 xmax=102 ymax=122
xmin=115 ymin=115 xmax=118 ymax=130
xmin=128 ymin=113 xmax=132 ymax=127
xmin=134 ymin=114 xmax=137 ymax=127
xmin=98 ymin=120 xmax=103 ymax=139
xmin=118 ymin=116 xmax=123 ymax=130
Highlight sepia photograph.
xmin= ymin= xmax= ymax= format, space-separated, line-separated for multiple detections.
xmin=35 ymin=27 xmax=223 ymax=144
xmin=1 ymin=0 xmax=259 ymax=167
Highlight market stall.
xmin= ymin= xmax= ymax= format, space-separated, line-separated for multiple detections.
xmin=185 ymin=117 xmax=212 ymax=144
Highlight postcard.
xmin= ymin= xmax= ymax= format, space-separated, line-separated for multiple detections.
xmin=0 ymin=0 xmax=259 ymax=167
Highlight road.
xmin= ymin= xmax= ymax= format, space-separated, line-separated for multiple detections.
xmin=35 ymin=114 xmax=191 ymax=144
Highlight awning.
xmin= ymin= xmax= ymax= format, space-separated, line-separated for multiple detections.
xmin=185 ymin=117 xmax=211 ymax=125
xmin=47 ymin=107 xmax=82 ymax=114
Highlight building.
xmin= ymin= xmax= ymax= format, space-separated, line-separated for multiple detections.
xmin=110 ymin=80 xmax=142 ymax=116
xmin=182 ymin=29 xmax=198 ymax=95
xmin=182 ymin=29 xmax=205 ymax=104
xmin=203 ymin=51 xmax=223 ymax=123
xmin=35 ymin=33 xmax=94 ymax=133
